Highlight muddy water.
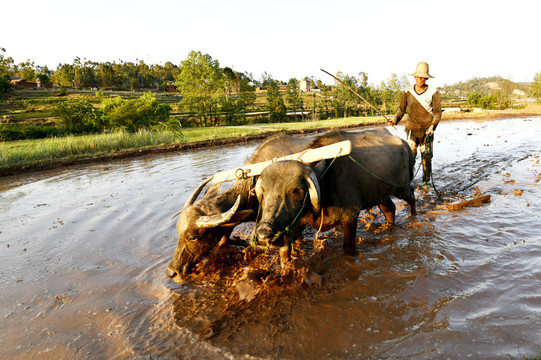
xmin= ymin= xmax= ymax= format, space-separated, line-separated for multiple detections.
xmin=1 ymin=117 xmax=540 ymax=359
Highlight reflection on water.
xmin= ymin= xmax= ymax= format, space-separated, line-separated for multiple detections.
xmin=0 ymin=117 xmax=540 ymax=359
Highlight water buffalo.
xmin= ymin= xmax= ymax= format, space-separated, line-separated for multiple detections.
xmin=166 ymin=133 xmax=319 ymax=282
xmin=253 ymin=128 xmax=417 ymax=259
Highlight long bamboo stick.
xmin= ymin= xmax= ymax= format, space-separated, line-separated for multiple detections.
xmin=320 ymin=69 xmax=395 ymax=128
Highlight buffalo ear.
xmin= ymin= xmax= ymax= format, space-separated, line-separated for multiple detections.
xmin=195 ymin=195 xmax=241 ymax=228
xmin=306 ymin=171 xmax=321 ymax=213
xmin=311 ymin=160 xmax=326 ymax=178
xmin=231 ymin=209 xmax=255 ymax=223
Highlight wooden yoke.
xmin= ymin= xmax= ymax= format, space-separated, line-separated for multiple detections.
xmin=211 ymin=140 xmax=352 ymax=184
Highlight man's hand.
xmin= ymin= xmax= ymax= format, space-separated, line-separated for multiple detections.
xmin=426 ymin=125 xmax=434 ymax=136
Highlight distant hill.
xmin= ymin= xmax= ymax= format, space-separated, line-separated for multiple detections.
xmin=439 ymin=76 xmax=530 ymax=98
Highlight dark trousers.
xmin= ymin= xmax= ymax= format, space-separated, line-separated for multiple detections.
xmin=406 ymin=129 xmax=433 ymax=184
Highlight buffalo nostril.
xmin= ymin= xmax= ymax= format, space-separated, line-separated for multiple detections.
xmin=256 ymin=226 xmax=272 ymax=239
xmin=166 ymin=266 xmax=178 ymax=279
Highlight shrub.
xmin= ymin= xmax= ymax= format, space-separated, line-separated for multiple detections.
xmin=100 ymin=92 xmax=171 ymax=131
xmin=53 ymin=99 xmax=97 ymax=133
xmin=57 ymin=88 xmax=69 ymax=97
xmin=0 ymin=124 xmax=61 ymax=141
xmin=0 ymin=73 xmax=10 ymax=94
xmin=156 ymin=117 xmax=183 ymax=139
xmin=269 ymin=97 xmax=287 ymax=122
xmin=251 ymin=116 xmax=270 ymax=124
xmin=220 ymin=98 xmax=244 ymax=125
xmin=0 ymin=125 xmax=22 ymax=141
xmin=467 ymin=93 xmax=482 ymax=107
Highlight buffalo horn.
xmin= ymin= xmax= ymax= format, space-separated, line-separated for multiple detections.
xmin=195 ymin=195 xmax=241 ymax=228
xmin=183 ymin=176 xmax=214 ymax=210
xmin=306 ymin=171 xmax=321 ymax=212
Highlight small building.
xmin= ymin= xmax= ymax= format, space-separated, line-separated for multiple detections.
xmin=299 ymin=80 xmax=311 ymax=92
xmin=10 ymin=76 xmax=52 ymax=89
xmin=9 ymin=76 xmax=23 ymax=84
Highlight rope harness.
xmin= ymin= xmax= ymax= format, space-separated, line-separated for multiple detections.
xmin=250 ymin=148 xmax=343 ymax=248
xmin=249 ymin=144 xmax=440 ymax=249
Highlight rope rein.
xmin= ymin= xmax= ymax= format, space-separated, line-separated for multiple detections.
xmin=250 ymin=145 xmax=428 ymax=247
xmin=347 ymin=155 xmax=412 ymax=187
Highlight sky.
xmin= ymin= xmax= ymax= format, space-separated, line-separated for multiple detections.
xmin=2 ymin=0 xmax=540 ymax=88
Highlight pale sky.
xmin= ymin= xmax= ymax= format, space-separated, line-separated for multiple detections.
xmin=3 ymin=0 xmax=540 ymax=88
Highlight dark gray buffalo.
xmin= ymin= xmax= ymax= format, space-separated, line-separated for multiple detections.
xmin=167 ymin=133 xmax=319 ymax=282
xmin=254 ymin=128 xmax=417 ymax=259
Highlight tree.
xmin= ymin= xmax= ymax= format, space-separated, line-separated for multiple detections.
xmin=286 ymin=78 xmax=303 ymax=120
xmin=266 ymin=79 xmax=280 ymax=103
xmin=333 ymin=72 xmax=360 ymax=118
xmin=50 ymin=63 xmax=75 ymax=87
xmin=220 ymin=97 xmax=243 ymax=125
xmin=480 ymin=93 xmax=499 ymax=110
xmin=222 ymin=67 xmax=239 ymax=99
xmin=97 ymin=62 xmax=118 ymax=89
xmin=467 ymin=93 xmax=482 ymax=107
xmin=151 ymin=61 xmax=179 ymax=90
xmin=175 ymin=51 xmax=223 ymax=126
xmin=135 ymin=60 xmax=153 ymax=88
xmin=269 ymin=97 xmax=287 ymax=123
xmin=130 ymin=77 xmax=138 ymax=91
xmin=238 ymin=77 xmax=256 ymax=113
xmin=0 ymin=48 xmax=12 ymax=93
xmin=260 ymin=71 xmax=273 ymax=89
xmin=376 ymin=73 xmax=407 ymax=115
xmin=16 ymin=60 xmax=37 ymax=81
xmin=36 ymin=66 xmax=51 ymax=84
xmin=267 ymin=80 xmax=286 ymax=122
xmin=53 ymin=99 xmax=97 ymax=133
xmin=0 ymin=72 xmax=10 ymax=94
xmin=530 ymin=72 xmax=541 ymax=102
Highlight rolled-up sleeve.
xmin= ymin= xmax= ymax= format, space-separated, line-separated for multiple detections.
xmin=432 ymin=92 xmax=442 ymax=129
xmin=394 ymin=91 xmax=407 ymax=124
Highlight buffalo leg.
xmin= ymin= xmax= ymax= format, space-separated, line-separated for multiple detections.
xmin=279 ymin=236 xmax=292 ymax=265
xmin=378 ymin=198 xmax=396 ymax=225
xmin=405 ymin=190 xmax=417 ymax=216
xmin=400 ymin=187 xmax=417 ymax=216
xmin=279 ymin=236 xmax=295 ymax=276
xmin=341 ymin=216 xmax=358 ymax=256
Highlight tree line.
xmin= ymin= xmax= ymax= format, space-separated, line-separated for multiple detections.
xmin=1 ymin=48 xmax=179 ymax=91
xmin=2 ymin=48 xmax=413 ymax=127
xmin=4 ymin=47 xmax=540 ymax=137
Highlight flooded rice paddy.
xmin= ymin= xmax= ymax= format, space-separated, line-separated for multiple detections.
xmin=0 ymin=117 xmax=540 ymax=359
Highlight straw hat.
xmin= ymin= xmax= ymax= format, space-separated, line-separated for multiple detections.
xmin=410 ymin=61 xmax=434 ymax=78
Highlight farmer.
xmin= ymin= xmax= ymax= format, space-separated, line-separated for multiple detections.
xmin=393 ymin=61 xmax=442 ymax=188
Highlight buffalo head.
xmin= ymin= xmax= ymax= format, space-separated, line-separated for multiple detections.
xmin=167 ymin=176 xmax=253 ymax=283
xmin=254 ymin=160 xmax=321 ymax=246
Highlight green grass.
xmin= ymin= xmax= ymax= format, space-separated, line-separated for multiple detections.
xmin=181 ymin=115 xmax=382 ymax=141
xmin=0 ymin=116 xmax=385 ymax=172
xmin=0 ymin=129 xmax=179 ymax=170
